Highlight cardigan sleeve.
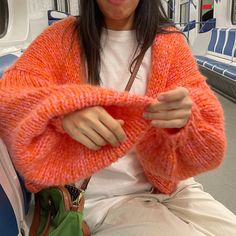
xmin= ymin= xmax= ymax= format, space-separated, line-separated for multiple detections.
xmin=136 ymin=33 xmax=226 ymax=192
xmin=0 ymin=19 xmax=154 ymax=192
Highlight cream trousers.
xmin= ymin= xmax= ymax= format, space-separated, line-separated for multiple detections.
xmin=92 ymin=178 xmax=236 ymax=236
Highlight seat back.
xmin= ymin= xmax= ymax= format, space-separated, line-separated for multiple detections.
xmin=231 ymin=30 xmax=236 ymax=62
xmin=0 ymin=165 xmax=19 ymax=236
xmin=0 ymin=52 xmax=32 ymax=235
xmin=48 ymin=10 xmax=69 ymax=25
xmin=0 ymin=139 xmax=32 ymax=235
xmin=215 ymin=29 xmax=227 ymax=54
xmin=207 ymin=28 xmax=218 ymax=53
xmin=182 ymin=20 xmax=196 ymax=32
xmin=207 ymin=28 xmax=233 ymax=61
xmin=223 ymin=29 xmax=236 ymax=57
xmin=0 ymin=54 xmax=18 ymax=78
xmin=0 ymin=139 xmax=23 ymax=235
xmin=199 ymin=18 xmax=216 ymax=33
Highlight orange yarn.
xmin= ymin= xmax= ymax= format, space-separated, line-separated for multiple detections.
xmin=0 ymin=17 xmax=226 ymax=193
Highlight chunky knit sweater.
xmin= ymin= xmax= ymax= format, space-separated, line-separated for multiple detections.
xmin=0 ymin=17 xmax=225 ymax=193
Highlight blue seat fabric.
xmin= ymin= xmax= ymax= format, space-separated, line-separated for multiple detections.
xmin=207 ymin=28 xmax=218 ymax=52
xmin=200 ymin=18 xmax=216 ymax=33
xmin=195 ymin=28 xmax=236 ymax=81
xmin=196 ymin=55 xmax=236 ymax=80
xmin=223 ymin=66 xmax=236 ymax=80
xmin=183 ymin=20 xmax=196 ymax=32
xmin=223 ymin=30 xmax=236 ymax=56
xmin=0 ymin=185 xmax=19 ymax=236
xmin=0 ymin=54 xmax=18 ymax=78
xmin=215 ymin=29 xmax=227 ymax=54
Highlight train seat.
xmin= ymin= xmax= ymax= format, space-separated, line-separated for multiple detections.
xmin=182 ymin=20 xmax=196 ymax=32
xmin=48 ymin=10 xmax=69 ymax=25
xmin=0 ymin=54 xmax=32 ymax=235
xmin=0 ymin=139 xmax=31 ymax=235
xmin=196 ymin=28 xmax=236 ymax=81
xmin=195 ymin=28 xmax=218 ymax=65
xmin=0 ymin=54 xmax=18 ymax=78
xmin=199 ymin=18 xmax=216 ymax=33
xmin=0 ymin=162 xmax=19 ymax=236
xmin=221 ymin=65 xmax=236 ymax=81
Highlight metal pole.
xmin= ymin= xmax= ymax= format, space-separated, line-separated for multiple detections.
xmin=187 ymin=0 xmax=191 ymax=40
xmin=173 ymin=0 xmax=175 ymax=22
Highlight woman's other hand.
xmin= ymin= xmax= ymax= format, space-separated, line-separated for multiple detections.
xmin=62 ymin=106 xmax=126 ymax=150
xmin=144 ymin=87 xmax=193 ymax=129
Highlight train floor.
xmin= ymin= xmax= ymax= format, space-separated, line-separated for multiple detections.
xmin=196 ymin=92 xmax=236 ymax=214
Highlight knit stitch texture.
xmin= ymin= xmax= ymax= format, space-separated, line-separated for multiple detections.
xmin=0 ymin=17 xmax=226 ymax=193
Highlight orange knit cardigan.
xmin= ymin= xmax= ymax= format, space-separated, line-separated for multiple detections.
xmin=0 ymin=17 xmax=226 ymax=193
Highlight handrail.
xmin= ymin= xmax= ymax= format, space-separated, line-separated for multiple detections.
xmin=174 ymin=20 xmax=216 ymax=26
xmin=187 ymin=0 xmax=191 ymax=39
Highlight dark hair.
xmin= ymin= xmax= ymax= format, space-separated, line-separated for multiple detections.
xmin=77 ymin=0 xmax=172 ymax=85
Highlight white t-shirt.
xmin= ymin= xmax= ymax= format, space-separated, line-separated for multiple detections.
xmin=83 ymin=28 xmax=153 ymax=231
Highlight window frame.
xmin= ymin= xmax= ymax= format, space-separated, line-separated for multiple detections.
xmin=0 ymin=0 xmax=9 ymax=39
xmin=180 ymin=2 xmax=189 ymax=26
xmin=232 ymin=0 xmax=236 ymax=25
xmin=167 ymin=0 xmax=173 ymax=20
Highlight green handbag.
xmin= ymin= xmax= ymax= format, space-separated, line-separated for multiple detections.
xmin=29 ymin=185 xmax=90 ymax=236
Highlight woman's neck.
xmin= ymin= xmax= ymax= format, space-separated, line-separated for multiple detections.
xmin=104 ymin=15 xmax=134 ymax=30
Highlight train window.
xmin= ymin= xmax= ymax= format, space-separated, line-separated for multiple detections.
xmin=200 ymin=0 xmax=214 ymax=29
xmin=180 ymin=2 xmax=189 ymax=26
xmin=53 ymin=0 xmax=78 ymax=15
xmin=53 ymin=0 xmax=70 ymax=14
xmin=232 ymin=0 xmax=236 ymax=24
xmin=0 ymin=0 xmax=9 ymax=39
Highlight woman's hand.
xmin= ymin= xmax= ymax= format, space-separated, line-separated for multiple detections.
xmin=144 ymin=87 xmax=193 ymax=129
xmin=62 ymin=106 xmax=126 ymax=150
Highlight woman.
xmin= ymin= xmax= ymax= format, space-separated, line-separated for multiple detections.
xmin=0 ymin=0 xmax=236 ymax=235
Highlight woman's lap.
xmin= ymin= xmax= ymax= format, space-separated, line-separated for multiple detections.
xmin=92 ymin=178 xmax=236 ymax=236
xmin=162 ymin=178 xmax=236 ymax=236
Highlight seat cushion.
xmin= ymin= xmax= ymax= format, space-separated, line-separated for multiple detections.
xmin=204 ymin=60 xmax=229 ymax=71
xmin=223 ymin=66 xmax=236 ymax=81
xmin=195 ymin=55 xmax=206 ymax=66
xmin=0 ymin=185 xmax=19 ymax=236
xmin=212 ymin=63 xmax=231 ymax=74
xmin=195 ymin=56 xmax=224 ymax=70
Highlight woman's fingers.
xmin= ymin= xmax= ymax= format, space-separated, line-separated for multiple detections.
xmin=157 ymin=87 xmax=189 ymax=102
xmin=84 ymin=120 xmax=121 ymax=147
xmin=64 ymin=123 xmax=101 ymax=150
xmin=146 ymin=99 xmax=192 ymax=112
xmin=144 ymin=87 xmax=193 ymax=129
xmin=62 ymin=106 xmax=127 ymax=150
xmin=72 ymin=132 xmax=101 ymax=151
xmin=144 ymin=109 xmax=191 ymax=121
xmin=151 ymin=119 xmax=188 ymax=128
xmin=99 ymin=112 xmax=127 ymax=143
xmin=76 ymin=124 xmax=108 ymax=147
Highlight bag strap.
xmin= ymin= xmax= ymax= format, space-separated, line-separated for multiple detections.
xmin=124 ymin=53 xmax=145 ymax=92
xmin=80 ymin=52 xmax=145 ymax=191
